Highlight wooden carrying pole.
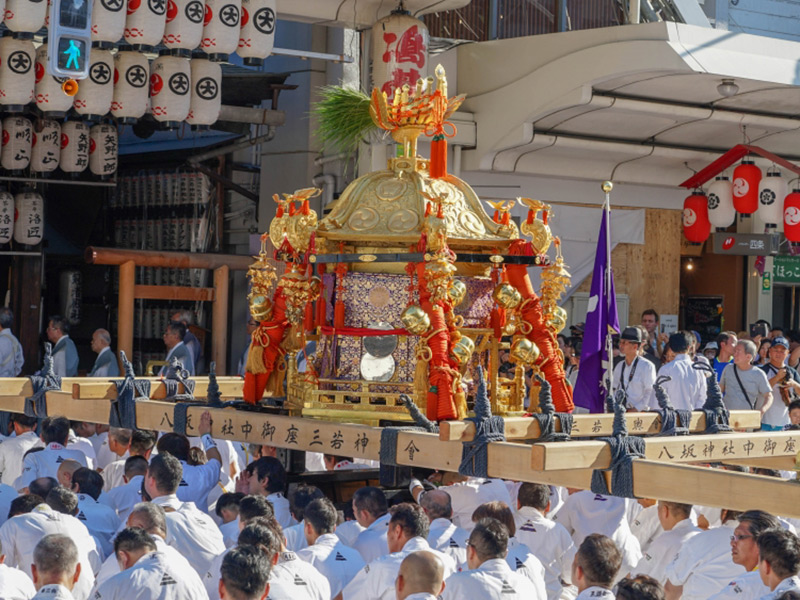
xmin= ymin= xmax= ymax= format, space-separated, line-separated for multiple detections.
xmin=86 ymin=247 xmax=252 ymax=374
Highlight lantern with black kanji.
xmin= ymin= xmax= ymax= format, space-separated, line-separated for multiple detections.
xmin=732 ymin=159 xmax=762 ymax=215
xmin=757 ymin=170 xmax=787 ymax=228
xmin=149 ymin=53 xmax=191 ymax=128
xmin=74 ymin=49 xmax=114 ymax=121
xmin=89 ymin=124 xmax=118 ymax=178
xmin=13 ymin=191 xmax=43 ymax=246
xmin=0 ymin=191 xmax=14 ymax=245
xmin=4 ymin=0 xmax=47 ymax=37
xmin=238 ymin=0 xmax=275 ymax=66
xmin=92 ymin=0 xmax=127 ymax=47
xmin=1 ymin=116 xmax=32 ymax=172
xmin=186 ymin=56 xmax=220 ymax=129
xmin=112 ymin=49 xmax=150 ymax=123
xmin=371 ymin=8 xmax=428 ymax=97
xmin=35 ymin=44 xmax=74 ymax=117
xmin=707 ymin=175 xmax=735 ymax=230
xmin=0 ymin=37 xmax=35 ymax=112
xmin=163 ymin=0 xmax=206 ymax=55
xmin=683 ymin=191 xmax=710 ymax=244
xmin=124 ymin=0 xmax=168 ymax=50
xmin=784 ymin=187 xmax=800 ymax=243
xmin=60 ymin=121 xmax=90 ymax=173
xmin=200 ymin=0 xmax=241 ymax=61
xmin=31 ymin=119 xmax=61 ymax=173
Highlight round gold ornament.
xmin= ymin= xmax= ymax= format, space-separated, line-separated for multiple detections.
xmin=510 ymin=338 xmax=540 ymax=365
xmin=401 ymin=305 xmax=431 ymax=335
xmin=449 ymin=279 xmax=467 ymax=306
xmin=493 ymin=283 xmax=522 ymax=309
xmin=249 ymin=295 xmax=272 ymax=321
xmin=450 ymin=336 xmax=475 ymax=366
xmin=548 ymin=306 xmax=567 ymax=333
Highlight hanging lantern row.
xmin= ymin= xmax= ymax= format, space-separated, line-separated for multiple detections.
xmin=0 ymin=117 xmax=117 ymax=177
xmin=0 ymin=189 xmax=43 ymax=246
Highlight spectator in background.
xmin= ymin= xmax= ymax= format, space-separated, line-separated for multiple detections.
xmin=172 ymin=309 xmax=203 ymax=373
xmin=46 ymin=315 xmax=78 ymax=377
xmin=719 ymin=340 xmax=773 ymax=418
xmin=88 ymin=329 xmax=119 ymax=377
xmin=756 ymin=338 xmax=772 ymax=367
xmin=0 ymin=307 xmax=24 ymax=377
xmin=788 ymin=330 xmax=800 ymax=370
xmin=160 ymin=320 xmax=195 ymax=376
xmin=702 ymin=341 xmax=719 ymax=362
xmin=714 ymin=332 xmax=738 ymax=381
xmin=641 ymin=309 xmax=666 ymax=366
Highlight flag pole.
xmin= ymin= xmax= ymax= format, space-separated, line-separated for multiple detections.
xmin=602 ymin=180 xmax=614 ymax=408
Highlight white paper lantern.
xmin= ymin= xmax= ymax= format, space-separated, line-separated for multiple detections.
xmin=1 ymin=116 xmax=31 ymax=171
xmin=0 ymin=37 xmax=34 ymax=111
xmin=149 ymin=53 xmax=190 ymax=127
xmin=163 ymin=0 xmax=205 ymax=55
xmin=124 ymin=0 xmax=168 ymax=49
xmin=0 ymin=192 xmax=14 ymax=244
xmin=13 ymin=191 xmax=43 ymax=245
xmin=707 ymin=175 xmax=736 ymax=230
xmin=4 ymin=0 xmax=47 ymax=36
xmin=74 ymin=48 xmax=114 ymax=121
xmin=200 ymin=0 xmax=241 ymax=61
xmin=757 ymin=171 xmax=788 ymax=228
xmin=238 ymin=0 xmax=274 ymax=66
xmin=60 ymin=121 xmax=90 ymax=173
xmin=31 ymin=119 xmax=61 ymax=173
xmin=89 ymin=123 xmax=118 ymax=177
xmin=92 ymin=0 xmax=127 ymax=47
xmin=371 ymin=10 xmax=428 ymax=98
xmin=186 ymin=57 xmax=220 ymax=128
xmin=35 ymin=44 xmax=74 ymax=117
xmin=112 ymin=49 xmax=150 ymax=123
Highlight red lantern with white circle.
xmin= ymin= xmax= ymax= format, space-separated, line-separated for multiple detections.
xmin=784 ymin=188 xmax=800 ymax=243
xmin=35 ymin=44 xmax=74 ymax=118
xmin=4 ymin=0 xmax=47 ymax=37
xmin=13 ymin=191 xmax=43 ymax=246
xmin=200 ymin=0 xmax=241 ymax=61
xmin=60 ymin=121 xmax=90 ymax=173
xmin=238 ymin=0 xmax=275 ymax=66
xmin=707 ymin=175 xmax=735 ymax=230
xmin=371 ymin=9 xmax=429 ymax=98
xmin=683 ymin=192 xmax=710 ymax=244
xmin=149 ymin=53 xmax=191 ymax=128
xmin=74 ymin=49 xmax=114 ymax=122
xmin=1 ymin=116 xmax=32 ymax=172
xmin=92 ymin=0 xmax=127 ymax=47
xmin=0 ymin=37 xmax=35 ymax=112
xmin=186 ymin=57 xmax=220 ymax=129
xmin=124 ymin=0 xmax=168 ymax=49
xmin=732 ymin=159 xmax=762 ymax=215
xmin=31 ymin=119 xmax=61 ymax=173
xmin=757 ymin=170 xmax=787 ymax=228
xmin=112 ymin=49 xmax=150 ymax=123
xmin=163 ymin=0 xmax=205 ymax=55
xmin=89 ymin=124 xmax=118 ymax=178
xmin=0 ymin=191 xmax=14 ymax=245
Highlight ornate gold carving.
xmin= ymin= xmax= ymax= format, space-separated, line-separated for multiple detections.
xmin=376 ymin=179 xmax=407 ymax=201
xmin=387 ymin=208 xmax=419 ymax=233
xmin=349 ymin=207 xmax=380 ymax=231
xmin=358 ymin=254 xmax=378 ymax=263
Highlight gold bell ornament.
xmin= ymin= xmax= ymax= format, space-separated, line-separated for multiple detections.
xmin=401 ymin=305 xmax=431 ymax=335
xmin=450 ymin=335 xmax=475 ymax=366
xmin=493 ymin=282 xmax=522 ymax=310
xmin=249 ymin=295 xmax=273 ymax=322
xmin=448 ymin=279 xmax=467 ymax=306
xmin=510 ymin=337 xmax=540 ymax=365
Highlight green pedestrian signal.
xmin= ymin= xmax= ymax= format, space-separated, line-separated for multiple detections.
xmin=47 ymin=0 xmax=93 ymax=78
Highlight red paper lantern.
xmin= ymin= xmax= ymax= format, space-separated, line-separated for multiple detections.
xmin=732 ymin=159 xmax=761 ymax=215
xmin=784 ymin=189 xmax=800 ymax=243
xmin=683 ymin=192 xmax=710 ymax=243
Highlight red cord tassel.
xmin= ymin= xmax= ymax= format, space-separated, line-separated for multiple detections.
xmin=429 ymin=134 xmax=447 ymax=179
xmin=304 ymin=301 xmax=315 ymax=332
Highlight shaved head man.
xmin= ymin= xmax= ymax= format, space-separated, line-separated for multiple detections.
xmin=395 ymin=551 xmax=445 ymax=600
xmin=56 ymin=460 xmax=82 ymax=489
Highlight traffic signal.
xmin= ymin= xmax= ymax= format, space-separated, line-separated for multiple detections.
xmin=47 ymin=0 xmax=93 ymax=78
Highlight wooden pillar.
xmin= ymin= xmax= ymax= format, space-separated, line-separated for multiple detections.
xmin=118 ymin=261 xmax=135 ymax=371
xmin=11 ymin=255 xmax=42 ymax=375
xmin=212 ymin=265 xmax=229 ymax=373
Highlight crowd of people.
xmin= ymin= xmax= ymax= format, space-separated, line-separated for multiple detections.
xmin=0 ymin=412 xmax=796 ymax=599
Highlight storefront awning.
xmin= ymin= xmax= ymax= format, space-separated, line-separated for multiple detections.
xmin=457 ymin=21 xmax=800 ymax=188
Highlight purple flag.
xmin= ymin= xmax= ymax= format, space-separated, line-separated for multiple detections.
xmin=574 ymin=204 xmax=620 ymax=413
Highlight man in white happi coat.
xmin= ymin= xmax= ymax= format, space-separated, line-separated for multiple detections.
xmin=156 ymin=429 xmax=221 ymax=514
xmin=656 ymin=333 xmax=707 ymax=411
xmin=235 ymin=456 xmax=295 ymax=529
xmin=708 ymin=510 xmax=781 ymax=600
xmin=754 ymin=529 xmax=800 ymax=599
xmin=284 ymin=484 xmax=325 ymax=552
xmin=419 ymin=489 xmax=468 ymax=569
xmin=350 ymin=486 xmax=391 ymax=563
xmin=515 ymin=483 xmax=577 ymax=600
xmin=394 ymin=551 xmax=446 ymax=600
xmin=0 ymin=414 xmax=42 ymax=485
xmin=632 ymin=500 xmax=700 ymax=584
xmin=441 ymin=518 xmax=542 ymax=600
xmin=339 ymin=503 xmax=456 ymax=600
xmin=0 ymin=532 xmax=36 ymax=599
xmin=106 ymin=456 xmax=148 ymax=522
xmin=99 ymin=427 xmax=135 ymax=492
xmin=219 ymin=545 xmax=272 ymax=600
xmin=613 ymin=327 xmax=657 ymax=410
xmin=297 ymin=497 xmax=365 ymax=598
xmin=18 ymin=417 xmax=88 ymax=491
xmin=572 ymin=534 xmax=621 ymax=600
xmin=30 ymin=534 xmax=82 ymax=600
xmin=94 ymin=527 xmax=209 ymax=599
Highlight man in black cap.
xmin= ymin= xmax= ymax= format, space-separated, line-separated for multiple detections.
xmin=613 ymin=327 xmax=657 ymax=411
